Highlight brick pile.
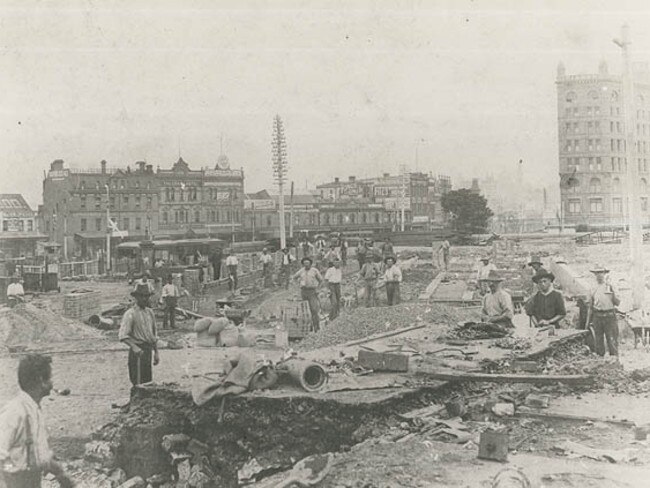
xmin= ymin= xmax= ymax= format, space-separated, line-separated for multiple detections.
xmin=63 ymin=290 xmax=102 ymax=321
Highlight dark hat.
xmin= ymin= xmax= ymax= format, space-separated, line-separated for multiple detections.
xmin=384 ymin=255 xmax=396 ymax=264
xmin=590 ymin=265 xmax=610 ymax=274
xmin=301 ymin=256 xmax=313 ymax=265
xmin=479 ymin=270 xmax=504 ymax=282
xmin=131 ymin=283 xmax=153 ymax=297
xmin=532 ymin=269 xmax=555 ymax=283
xmin=528 ymin=255 xmax=543 ymax=266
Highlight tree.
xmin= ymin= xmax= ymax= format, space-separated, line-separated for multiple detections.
xmin=441 ymin=189 xmax=493 ymax=235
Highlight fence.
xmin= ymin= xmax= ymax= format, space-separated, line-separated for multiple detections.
xmin=17 ymin=259 xmax=100 ymax=279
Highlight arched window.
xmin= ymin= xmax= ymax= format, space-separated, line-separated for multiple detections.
xmin=589 ymin=177 xmax=601 ymax=193
xmin=565 ymin=91 xmax=577 ymax=103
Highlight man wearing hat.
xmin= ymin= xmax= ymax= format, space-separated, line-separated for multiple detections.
xmin=119 ymin=283 xmax=160 ymax=385
xmin=324 ymin=260 xmax=342 ymax=320
xmin=293 ymin=257 xmax=324 ymax=331
xmin=383 ymin=255 xmax=402 ymax=306
xmin=528 ymin=255 xmax=547 ymax=276
xmin=160 ymin=274 xmax=189 ymax=329
xmin=586 ymin=266 xmax=620 ymax=358
xmin=525 ymin=270 xmax=566 ymax=328
xmin=359 ymin=254 xmax=380 ymax=307
xmin=480 ymin=270 xmax=514 ymax=327
xmin=260 ymin=248 xmax=274 ymax=288
xmin=476 ymin=257 xmax=496 ymax=295
xmin=279 ymin=247 xmax=295 ymax=289
xmin=225 ymin=249 xmax=239 ymax=291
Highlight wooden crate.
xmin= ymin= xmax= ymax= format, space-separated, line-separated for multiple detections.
xmin=280 ymin=300 xmax=312 ymax=339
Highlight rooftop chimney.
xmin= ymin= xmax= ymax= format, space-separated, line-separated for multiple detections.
xmin=136 ymin=161 xmax=146 ymax=172
xmin=349 ymin=176 xmax=356 ymax=182
xmin=100 ymin=160 xmax=107 ymax=174
xmin=383 ymin=173 xmax=390 ymax=178
xmin=334 ymin=177 xmax=340 ymax=183
xmin=51 ymin=159 xmax=64 ymax=171
xmin=146 ymin=164 xmax=153 ymax=174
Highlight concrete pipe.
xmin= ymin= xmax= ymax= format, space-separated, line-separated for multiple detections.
xmin=282 ymin=359 xmax=328 ymax=392
xmin=88 ymin=315 xmax=115 ymax=330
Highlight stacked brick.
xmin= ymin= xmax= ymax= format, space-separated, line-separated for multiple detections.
xmin=63 ymin=290 xmax=102 ymax=320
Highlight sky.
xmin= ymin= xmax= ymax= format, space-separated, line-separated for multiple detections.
xmin=4 ymin=0 xmax=650 ymax=209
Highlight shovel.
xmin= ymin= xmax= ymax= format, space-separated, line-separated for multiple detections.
xmin=274 ymin=453 xmax=333 ymax=488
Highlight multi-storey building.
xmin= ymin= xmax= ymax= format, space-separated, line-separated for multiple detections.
xmin=41 ymin=154 xmax=244 ymax=258
xmin=0 ymin=194 xmax=47 ymax=258
xmin=557 ymin=60 xmax=650 ymax=228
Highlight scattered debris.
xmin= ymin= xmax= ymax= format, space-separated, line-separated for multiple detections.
xmin=449 ymin=321 xmax=512 ymax=340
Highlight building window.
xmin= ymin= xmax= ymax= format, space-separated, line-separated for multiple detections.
xmin=610 ymin=121 xmax=614 ymax=133
xmin=95 ymin=196 xmax=101 ymax=209
xmin=324 ymin=214 xmax=330 ymax=225
xmin=27 ymin=220 xmax=33 ymax=232
xmin=611 ymin=91 xmax=619 ymax=101
xmin=374 ymin=213 xmax=380 ymax=223
xmin=147 ymin=196 xmax=152 ymax=209
xmin=194 ymin=210 xmax=200 ymax=223
xmin=123 ymin=218 xmax=129 ymax=230
xmin=587 ymin=107 xmax=592 ymax=116
xmin=573 ymin=107 xmax=579 ymax=116
xmin=573 ymin=140 xmax=579 ymax=151
xmin=613 ymin=198 xmax=623 ymax=214
xmin=613 ymin=177 xmax=621 ymax=191
xmin=120 ymin=180 xmax=125 ymax=189
xmin=81 ymin=218 xmax=87 ymax=231
xmin=595 ymin=106 xmax=600 ymax=115
xmin=80 ymin=197 xmax=86 ymax=209
xmin=163 ymin=211 xmax=168 ymax=224
xmin=643 ymin=198 xmax=649 ymax=212
xmin=180 ymin=189 xmax=185 ymax=202
xmin=350 ymin=214 xmax=356 ymax=224
xmin=617 ymin=121 xmax=622 ymax=133
xmin=641 ymin=178 xmax=648 ymax=193
xmin=123 ymin=195 xmax=129 ymax=207
xmin=337 ymin=214 xmax=343 ymax=224
xmin=110 ymin=196 xmax=116 ymax=209
xmin=566 ymin=91 xmax=577 ymax=103
xmin=45 ymin=220 xmax=50 ymax=231
xmin=596 ymin=157 xmax=602 ymax=170
xmin=135 ymin=217 xmax=141 ymax=230
xmin=362 ymin=213 xmax=367 ymax=224
xmin=588 ymin=157 xmax=594 ymax=170
xmin=589 ymin=177 xmax=602 ymax=193
xmin=95 ymin=218 xmax=101 ymax=231
xmin=266 ymin=216 xmax=272 ymax=227
xmin=135 ymin=196 xmax=141 ymax=208
xmin=2 ymin=221 xmax=7 ymax=232
xmin=589 ymin=198 xmax=603 ymax=213
xmin=573 ymin=122 xmax=579 ymax=132
xmin=170 ymin=188 xmax=175 ymax=202
xmin=611 ymin=157 xmax=616 ymax=171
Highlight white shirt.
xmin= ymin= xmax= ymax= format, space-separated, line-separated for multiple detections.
xmin=384 ymin=265 xmax=403 ymax=283
xmin=281 ymin=253 xmax=294 ymax=266
xmin=0 ymin=391 xmax=53 ymax=472
xmin=324 ymin=267 xmax=342 ymax=284
xmin=260 ymin=254 xmax=273 ymax=265
xmin=161 ymin=283 xmax=181 ymax=298
xmin=225 ymin=256 xmax=238 ymax=267
xmin=6 ymin=283 xmax=24 ymax=297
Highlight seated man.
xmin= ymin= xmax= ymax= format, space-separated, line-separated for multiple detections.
xmin=525 ymin=270 xmax=566 ymax=328
xmin=6 ymin=275 xmax=25 ymax=308
xmin=480 ymin=270 xmax=514 ymax=327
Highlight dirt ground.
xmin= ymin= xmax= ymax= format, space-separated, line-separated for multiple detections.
xmin=3 ymin=241 xmax=650 ymax=487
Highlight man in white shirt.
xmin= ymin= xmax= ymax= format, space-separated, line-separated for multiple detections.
xmin=586 ymin=265 xmax=620 ymax=358
xmin=476 ymin=257 xmax=496 ymax=295
xmin=293 ymin=257 xmax=324 ymax=331
xmin=324 ymin=260 xmax=342 ymax=320
xmin=160 ymin=275 xmax=188 ymax=329
xmin=6 ymin=276 xmax=25 ymax=307
xmin=0 ymin=354 xmax=73 ymax=488
xmin=383 ymin=256 xmax=402 ymax=306
xmin=225 ymin=250 xmax=239 ymax=291
xmin=260 ymin=248 xmax=274 ymax=288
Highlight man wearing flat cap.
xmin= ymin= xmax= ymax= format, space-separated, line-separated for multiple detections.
xmin=119 ymin=283 xmax=160 ymax=385
xmin=293 ymin=256 xmax=324 ymax=331
xmin=480 ymin=270 xmax=514 ymax=327
xmin=525 ymin=270 xmax=566 ymax=328
xmin=586 ymin=265 xmax=620 ymax=358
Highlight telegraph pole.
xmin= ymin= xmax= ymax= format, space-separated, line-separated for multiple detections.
xmin=399 ymin=165 xmax=407 ymax=232
xmin=615 ymin=24 xmax=644 ymax=308
xmin=105 ymin=184 xmax=111 ymax=273
xmin=272 ymin=115 xmax=289 ymax=249
xmin=289 ymin=181 xmax=295 ymax=239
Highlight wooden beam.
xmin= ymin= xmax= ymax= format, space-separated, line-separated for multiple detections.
xmin=414 ymin=368 xmax=592 ymax=386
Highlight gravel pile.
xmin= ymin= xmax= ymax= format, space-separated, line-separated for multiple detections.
xmin=296 ymin=303 xmax=480 ymax=351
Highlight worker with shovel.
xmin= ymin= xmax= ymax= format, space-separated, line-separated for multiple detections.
xmin=119 ymin=283 xmax=160 ymax=385
xmin=586 ymin=265 xmax=620 ymax=359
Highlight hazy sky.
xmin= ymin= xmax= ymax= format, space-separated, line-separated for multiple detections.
xmin=3 ymin=0 xmax=650 ymax=208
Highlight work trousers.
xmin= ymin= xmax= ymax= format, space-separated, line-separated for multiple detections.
xmin=228 ymin=266 xmax=238 ymax=291
xmin=263 ymin=264 xmax=273 ymax=288
xmin=128 ymin=343 xmax=153 ymax=386
xmin=1 ymin=470 xmax=42 ymax=488
xmin=364 ymin=279 xmax=376 ymax=307
xmin=279 ymin=264 xmax=292 ymax=289
xmin=386 ymin=282 xmax=401 ymax=306
xmin=162 ymin=296 xmax=177 ymax=329
xmin=593 ymin=311 xmax=619 ymax=357
xmin=301 ymin=288 xmax=320 ymax=332
xmin=328 ymin=282 xmax=341 ymax=320
xmin=212 ymin=262 xmax=221 ymax=280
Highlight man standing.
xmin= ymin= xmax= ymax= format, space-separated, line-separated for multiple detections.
xmin=359 ymin=255 xmax=380 ymax=308
xmin=476 ymin=257 xmax=496 ymax=295
xmin=356 ymin=239 xmax=368 ymax=270
xmin=279 ymin=248 xmax=295 ymax=289
xmin=225 ymin=250 xmax=239 ymax=291
xmin=527 ymin=256 xmax=547 ymax=276
xmin=119 ymin=284 xmax=160 ymax=385
xmin=209 ymin=248 xmax=222 ymax=281
xmin=340 ymin=236 xmax=348 ymax=266
xmin=134 ymin=270 xmax=155 ymax=294
xmin=323 ymin=244 xmax=340 ymax=266
xmin=324 ymin=260 xmax=342 ymax=320
xmin=293 ymin=257 xmax=324 ymax=332
xmin=586 ymin=265 xmax=620 ymax=358
xmin=6 ymin=276 xmax=25 ymax=308
xmin=480 ymin=270 xmax=514 ymax=327
xmin=0 ymin=354 xmax=74 ymax=488
xmin=525 ymin=270 xmax=566 ymax=328
xmin=381 ymin=238 xmax=394 ymax=260
xmin=437 ymin=240 xmax=451 ymax=271
xmin=383 ymin=256 xmax=402 ymax=306
xmin=160 ymin=275 xmax=188 ymax=329
xmin=260 ymin=248 xmax=274 ymax=288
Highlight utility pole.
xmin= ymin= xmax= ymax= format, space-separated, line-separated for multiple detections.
xmin=615 ymin=24 xmax=644 ymax=308
xmin=105 ymin=184 xmax=111 ymax=273
xmin=272 ymin=115 xmax=289 ymax=249
xmin=399 ymin=165 xmax=407 ymax=232
xmin=251 ymin=201 xmax=255 ymax=241
xmin=289 ymin=181 xmax=295 ymax=239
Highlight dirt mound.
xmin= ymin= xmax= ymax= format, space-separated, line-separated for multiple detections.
xmin=296 ymin=303 xmax=480 ymax=351
xmin=0 ymin=303 xmax=102 ymax=348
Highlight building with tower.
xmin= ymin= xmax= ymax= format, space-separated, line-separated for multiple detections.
xmin=557 ymin=60 xmax=650 ymax=228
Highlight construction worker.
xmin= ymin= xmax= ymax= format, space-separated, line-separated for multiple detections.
xmin=340 ymin=236 xmax=348 ymax=266
xmin=119 ymin=283 xmax=160 ymax=385
xmin=476 ymin=257 xmax=496 ymax=295
xmin=383 ymin=255 xmax=402 ymax=306
xmin=134 ymin=270 xmax=155 ymax=294
xmin=381 ymin=238 xmax=394 ymax=261
xmin=293 ymin=257 xmax=324 ymax=332
xmin=0 ymin=354 xmax=74 ymax=488
xmin=260 ymin=248 xmax=274 ymax=288
xmin=324 ymin=260 xmax=342 ymax=320
xmin=323 ymin=244 xmax=341 ymax=266
xmin=528 ymin=255 xmax=547 ymax=277
xmin=525 ymin=270 xmax=566 ymax=328
xmin=586 ymin=265 xmax=620 ymax=359
xmin=480 ymin=270 xmax=514 ymax=327
xmin=356 ymin=238 xmax=368 ymax=270
xmin=209 ymin=248 xmax=222 ymax=281
xmin=160 ymin=275 xmax=188 ymax=329
xmin=6 ymin=275 xmax=25 ymax=308
xmin=359 ymin=254 xmax=380 ymax=307
xmin=279 ymin=248 xmax=295 ymax=289
xmin=225 ymin=250 xmax=239 ymax=291
xmin=437 ymin=240 xmax=451 ymax=271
